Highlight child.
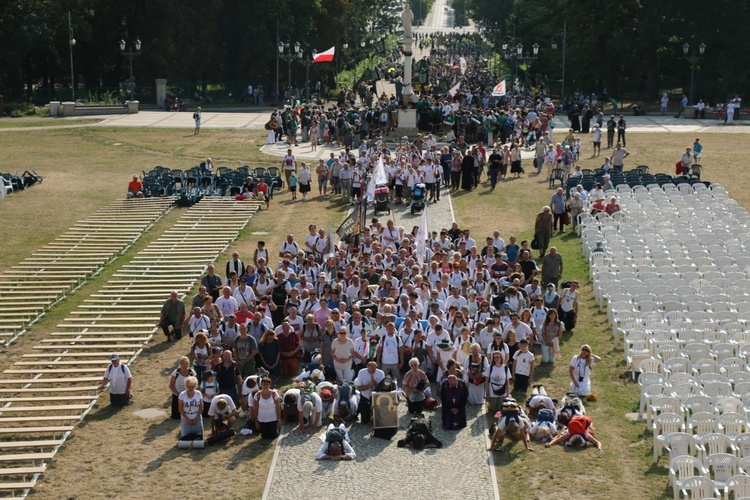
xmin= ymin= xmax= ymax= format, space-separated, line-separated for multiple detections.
xmin=592 ymin=242 xmax=605 ymax=253
xmin=512 ymin=339 xmax=535 ymax=392
xmin=572 ymin=137 xmax=581 ymax=162
xmin=209 ymin=346 xmax=223 ymax=371
xmin=289 ymin=171 xmax=298 ymax=200
xmin=201 ymin=370 xmax=219 ymax=417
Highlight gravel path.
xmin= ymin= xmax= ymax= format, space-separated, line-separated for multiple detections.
xmin=263 ymin=400 xmax=497 ymax=500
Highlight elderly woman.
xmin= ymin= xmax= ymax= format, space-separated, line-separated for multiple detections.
xmin=178 ymin=376 xmax=203 ymax=439
xmin=605 ymin=196 xmax=621 ymax=216
xmin=569 ymin=344 xmax=601 ymax=398
xmin=402 ymin=357 xmax=431 ymax=399
xmin=569 ymin=192 xmax=584 ymax=232
xmin=169 ymin=356 xmax=197 ymax=419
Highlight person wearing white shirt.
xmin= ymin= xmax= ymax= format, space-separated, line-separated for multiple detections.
xmin=208 ymin=394 xmax=239 ymax=433
xmin=503 ymin=313 xmax=534 ymax=343
xmin=233 ymin=281 xmax=257 ymax=308
xmin=377 ymin=323 xmax=404 ymax=380
xmin=298 ymin=391 xmax=323 ymax=432
xmin=316 ymin=423 xmax=356 ymax=460
xmin=444 ymin=287 xmax=468 ymax=311
xmin=98 ymin=354 xmax=132 ymax=406
xmin=354 ymin=361 xmax=385 ymax=424
xmin=216 ymin=287 xmax=239 ymax=317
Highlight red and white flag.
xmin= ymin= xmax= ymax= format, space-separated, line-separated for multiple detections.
xmin=492 ymin=80 xmax=506 ymax=97
xmin=448 ymin=81 xmax=462 ymax=97
xmin=313 ymin=46 xmax=335 ymax=63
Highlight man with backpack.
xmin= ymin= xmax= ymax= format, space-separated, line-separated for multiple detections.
xmin=316 ymin=423 xmax=356 ymax=460
xmin=98 ymin=354 xmax=132 ymax=406
xmin=545 ymin=413 xmax=602 ymax=452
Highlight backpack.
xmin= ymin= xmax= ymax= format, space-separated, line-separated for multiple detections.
xmin=406 ymin=414 xmax=432 ymax=437
xmin=271 ymin=280 xmax=289 ymax=304
xmin=325 ymin=426 xmax=347 ymax=444
xmin=562 ymin=392 xmax=584 ymax=415
xmin=538 ymin=408 xmax=555 ymax=423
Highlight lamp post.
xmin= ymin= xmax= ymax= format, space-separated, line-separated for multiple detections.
xmin=551 ymin=19 xmax=567 ymax=99
xmin=682 ymin=42 xmax=706 ymax=105
xmin=299 ymin=50 xmax=317 ymax=103
xmin=516 ymin=43 xmax=539 ymax=90
xmin=68 ymin=12 xmax=76 ymax=101
xmin=278 ymin=38 xmax=301 ymax=104
xmin=119 ymin=38 xmax=142 ymax=102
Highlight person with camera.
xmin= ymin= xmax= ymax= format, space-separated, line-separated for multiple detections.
xmin=193 ymin=106 xmax=202 ymax=135
xmin=569 ymin=344 xmax=601 ymax=399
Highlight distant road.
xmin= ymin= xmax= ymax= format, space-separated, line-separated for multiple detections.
xmin=419 ymin=0 xmax=476 ymax=33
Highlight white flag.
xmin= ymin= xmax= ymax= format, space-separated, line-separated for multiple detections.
xmin=459 ymin=56 xmax=467 ymax=75
xmin=492 ymin=80 xmax=506 ymax=97
xmin=415 ymin=205 xmax=428 ymax=267
xmin=366 ymin=176 xmax=376 ymax=203
xmin=374 ymin=156 xmax=388 ymax=186
xmin=448 ymin=81 xmax=462 ymax=97
xmin=323 ymin=221 xmax=336 ymax=261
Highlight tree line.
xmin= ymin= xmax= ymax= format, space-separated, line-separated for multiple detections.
xmin=466 ymin=0 xmax=748 ymax=104
xmin=0 ymin=0 xmax=408 ymax=103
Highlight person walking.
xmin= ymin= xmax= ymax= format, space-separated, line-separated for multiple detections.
xmin=534 ymin=207 xmax=553 ymax=258
xmin=674 ymin=94 xmax=688 ymax=118
xmin=550 ymin=188 xmax=567 ymax=233
xmin=541 ymin=247 xmax=563 ymax=289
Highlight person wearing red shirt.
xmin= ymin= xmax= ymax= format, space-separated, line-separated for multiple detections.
xmin=255 ymin=178 xmax=270 ymax=209
xmin=128 ymin=175 xmax=144 ymax=198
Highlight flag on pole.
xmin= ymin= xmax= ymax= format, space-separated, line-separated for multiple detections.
xmin=415 ymin=205 xmax=428 ymax=267
xmin=448 ymin=80 xmax=462 ymax=97
xmin=492 ymin=80 xmax=506 ymax=97
xmin=323 ymin=221 xmax=336 ymax=261
xmin=366 ymin=176 xmax=376 ymax=203
xmin=336 ymin=202 xmax=364 ymax=243
xmin=313 ymin=46 xmax=335 ymax=63
xmin=459 ymin=56 xmax=467 ymax=75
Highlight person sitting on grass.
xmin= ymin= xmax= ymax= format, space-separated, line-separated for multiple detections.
xmin=544 ymin=412 xmax=602 ymax=452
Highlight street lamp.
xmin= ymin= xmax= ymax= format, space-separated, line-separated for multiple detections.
xmin=119 ymin=38 xmax=142 ymax=102
xmin=551 ymin=19 xmax=567 ymax=99
xmin=278 ymin=39 xmax=301 ymax=104
xmin=682 ymin=42 xmax=706 ymax=105
xmin=516 ymin=43 xmax=539 ymax=90
xmin=68 ymin=12 xmax=76 ymax=101
xmin=299 ymin=49 xmax=317 ymax=103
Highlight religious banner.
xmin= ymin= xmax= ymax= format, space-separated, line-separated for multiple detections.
xmin=491 ymin=80 xmax=506 ymax=97
xmin=336 ymin=201 xmax=365 ymax=242
xmin=372 ymin=391 xmax=399 ymax=429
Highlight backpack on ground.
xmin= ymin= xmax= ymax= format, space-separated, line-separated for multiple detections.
xmin=537 ymin=408 xmax=555 ymax=423
xmin=325 ymin=426 xmax=347 ymax=444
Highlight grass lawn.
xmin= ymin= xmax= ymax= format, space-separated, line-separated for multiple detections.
xmin=0 ymin=117 xmax=103 ymax=128
xmin=0 ymin=126 xmax=746 ymax=499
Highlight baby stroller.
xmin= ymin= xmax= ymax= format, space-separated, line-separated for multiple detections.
xmin=411 ymin=183 xmax=426 ymax=214
xmin=374 ymin=185 xmax=390 ymax=215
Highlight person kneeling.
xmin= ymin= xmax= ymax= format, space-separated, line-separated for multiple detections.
xmin=488 ymin=398 xmax=533 ymax=452
xmin=209 ymin=395 xmax=239 ymax=435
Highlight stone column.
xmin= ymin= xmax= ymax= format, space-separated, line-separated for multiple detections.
xmin=155 ymin=79 xmax=167 ymax=108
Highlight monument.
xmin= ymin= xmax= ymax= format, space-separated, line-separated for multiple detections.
xmin=399 ymin=1 xmax=418 ymax=128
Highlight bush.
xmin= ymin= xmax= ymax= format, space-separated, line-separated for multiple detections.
xmin=4 ymin=102 xmax=36 ymax=117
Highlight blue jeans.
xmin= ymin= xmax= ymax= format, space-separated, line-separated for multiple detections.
xmin=541 ymin=344 xmax=556 ymax=363
xmin=332 ymin=176 xmax=340 ymax=194
xmin=489 ymin=168 xmax=499 ymax=189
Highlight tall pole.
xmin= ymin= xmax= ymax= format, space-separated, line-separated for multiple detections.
xmin=129 ymin=52 xmax=134 ymax=101
xmin=68 ymin=12 xmax=75 ymax=101
xmin=689 ymin=63 xmax=695 ymax=106
xmin=287 ymin=58 xmax=292 ymax=103
xmin=561 ymin=19 xmax=566 ymax=100
xmin=276 ymin=20 xmax=280 ymax=104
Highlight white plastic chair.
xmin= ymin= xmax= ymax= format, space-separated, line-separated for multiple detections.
xmin=704 ymin=453 xmax=740 ymax=491
xmin=718 ymin=412 xmax=750 ymax=438
xmin=663 ymin=432 xmax=698 ymax=464
xmin=688 ymin=412 xmax=720 ymax=435
xmin=724 ymin=475 xmax=750 ymax=500
xmin=649 ymin=396 xmax=684 ymax=427
xmin=733 ymin=433 xmax=750 ymax=458
xmin=703 ymin=382 xmax=734 ymax=399
xmin=684 ymin=343 xmax=714 ymax=363
xmin=683 ymin=395 xmax=714 ymax=416
xmin=665 ymin=358 xmax=692 ymax=375
xmin=640 ymin=383 xmax=673 ymax=421
xmin=654 ymin=412 xmax=687 ymax=464
xmin=669 ymin=455 xmax=707 ymax=494
xmin=696 ymin=433 xmax=737 ymax=461
xmin=657 ymin=345 xmax=683 ymax=363
xmin=712 ymin=343 xmax=738 ymax=363
xmin=639 ymin=357 xmax=665 ymax=375
xmin=674 ymin=383 xmax=705 ymax=402
xmin=722 ymin=357 xmax=747 ymax=376
xmin=678 ymin=476 xmax=720 ymax=499
xmin=734 ymin=382 xmax=750 ymax=399
xmin=714 ymin=398 xmax=744 ymax=416
xmin=693 ymin=359 xmax=721 ymax=376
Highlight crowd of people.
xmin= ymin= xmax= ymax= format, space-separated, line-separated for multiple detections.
xmin=119 ymin=212 xmax=608 ymax=457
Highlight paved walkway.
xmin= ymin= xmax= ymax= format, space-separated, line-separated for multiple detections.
xmin=263 ymin=402 xmax=497 ymax=500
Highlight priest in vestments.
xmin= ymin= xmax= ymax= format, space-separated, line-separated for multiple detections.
xmin=461 ymin=151 xmax=475 ymax=191
xmin=440 ymin=374 xmax=468 ymax=430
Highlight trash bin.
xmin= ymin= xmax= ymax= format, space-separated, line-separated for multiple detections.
xmin=50 ymin=101 xmax=61 ymax=116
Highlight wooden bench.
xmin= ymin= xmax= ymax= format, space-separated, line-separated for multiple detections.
xmin=56 ymin=323 xmax=155 ymax=328
xmin=78 ymin=304 xmax=162 ymax=309
xmin=0 ymin=377 xmax=101 ymax=384
xmin=13 ymin=361 xmax=108 ymax=367
xmin=40 ymin=338 xmax=150 ymax=344
xmin=0 ymin=482 xmax=36 ymax=492
xmin=0 ymin=426 xmax=74 ymax=434
xmin=0 ymin=440 xmax=61 ymax=450
xmin=33 ymin=345 xmax=142 ymax=350
xmin=71 ymin=310 xmax=160 ymax=315
xmin=22 ymin=353 xmax=133 ymax=358
xmin=0 ymin=466 xmax=46 ymax=477
xmin=0 ymin=416 xmax=81 ymax=424
xmin=0 ymin=452 xmax=56 ymax=464
xmin=0 ymin=396 xmax=96 ymax=402
xmin=0 ymin=387 xmax=99 ymax=394
xmin=5 ymin=368 xmax=105 ymax=375
xmin=83 ymin=299 xmax=164 ymax=304
xmin=0 ymin=405 xmax=89 ymax=412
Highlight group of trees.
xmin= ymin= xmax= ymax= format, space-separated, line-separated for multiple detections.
xmin=466 ymin=0 xmax=748 ymax=104
xmin=0 ymin=0 xmax=408 ymax=103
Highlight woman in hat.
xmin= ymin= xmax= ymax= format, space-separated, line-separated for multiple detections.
xmin=569 ymin=344 xmax=601 ymax=398
xmin=435 ymin=338 xmax=456 ymax=382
